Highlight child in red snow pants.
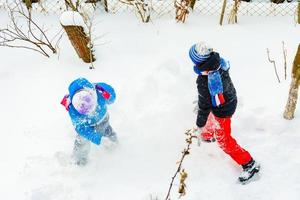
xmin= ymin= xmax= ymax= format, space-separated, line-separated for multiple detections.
xmin=189 ymin=42 xmax=260 ymax=183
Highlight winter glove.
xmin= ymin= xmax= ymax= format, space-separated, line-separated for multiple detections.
xmin=193 ymin=99 xmax=199 ymax=114
xmin=95 ymin=85 xmax=111 ymax=100
xmin=197 ymin=127 xmax=203 ymax=146
xmin=94 ymin=83 xmax=116 ymax=104
xmin=61 ymin=94 xmax=71 ymax=111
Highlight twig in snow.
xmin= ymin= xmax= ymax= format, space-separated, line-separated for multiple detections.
xmin=267 ymin=48 xmax=281 ymax=83
xmin=165 ymin=128 xmax=197 ymax=200
xmin=282 ymin=41 xmax=287 ymax=80
xmin=0 ymin=1 xmax=59 ymax=57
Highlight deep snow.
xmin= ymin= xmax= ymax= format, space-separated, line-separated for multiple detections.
xmin=0 ymin=10 xmax=300 ymax=200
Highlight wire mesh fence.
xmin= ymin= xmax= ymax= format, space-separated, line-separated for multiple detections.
xmin=0 ymin=0 xmax=298 ymax=19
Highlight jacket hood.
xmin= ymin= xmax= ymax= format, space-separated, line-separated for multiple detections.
xmin=68 ymin=78 xmax=94 ymax=100
xmin=195 ymin=52 xmax=220 ymax=72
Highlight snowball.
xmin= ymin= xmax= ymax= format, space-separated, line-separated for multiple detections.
xmin=72 ymin=88 xmax=97 ymax=115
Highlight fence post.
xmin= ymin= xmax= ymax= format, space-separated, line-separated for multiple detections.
xmin=219 ymin=0 xmax=227 ymax=25
xmin=104 ymin=0 xmax=108 ymax=12
xmin=190 ymin=0 xmax=196 ymax=9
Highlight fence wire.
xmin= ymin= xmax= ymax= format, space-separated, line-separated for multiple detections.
xmin=0 ymin=0 xmax=298 ymax=19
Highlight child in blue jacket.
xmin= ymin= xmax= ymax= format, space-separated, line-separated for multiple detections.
xmin=61 ymin=78 xmax=117 ymax=166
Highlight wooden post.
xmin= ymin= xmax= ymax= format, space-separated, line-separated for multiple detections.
xmin=283 ymin=44 xmax=300 ymax=120
xmin=190 ymin=0 xmax=196 ymax=9
xmin=219 ymin=0 xmax=227 ymax=25
xmin=104 ymin=0 xmax=108 ymax=12
xmin=234 ymin=0 xmax=238 ymax=23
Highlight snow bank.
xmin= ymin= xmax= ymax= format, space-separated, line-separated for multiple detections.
xmin=0 ymin=11 xmax=300 ymax=200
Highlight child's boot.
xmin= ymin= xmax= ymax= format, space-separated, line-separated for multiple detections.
xmin=238 ymin=158 xmax=260 ymax=184
xmin=104 ymin=126 xmax=118 ymax=143
xmin=72 ymin=135 xmax=91 ymax=166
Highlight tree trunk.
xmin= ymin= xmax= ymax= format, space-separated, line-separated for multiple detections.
xmin=284 ymin=78 xmax=299 ymax=119
xmin=283 ymin=44 xmax=300 ymax=120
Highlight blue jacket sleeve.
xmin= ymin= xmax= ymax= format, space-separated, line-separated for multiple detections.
xmin=220 ymin=57 xmax=230 ymax=71
xmin=95 ymin=82 xmax=116 ymax=104
xmin=74 ymin=123 xmax=102 ymax=145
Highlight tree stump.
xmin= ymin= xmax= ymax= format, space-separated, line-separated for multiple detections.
xmin=283 ymin=44 xmax=300 ymax=120
xmin=60 ymin=11 xmax=95 ymax=63
xmin=62 ymin=25 xmax=95 ymax=63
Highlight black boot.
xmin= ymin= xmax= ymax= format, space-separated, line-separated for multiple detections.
xmin=238 ymin=158 xmax=260 ymax=184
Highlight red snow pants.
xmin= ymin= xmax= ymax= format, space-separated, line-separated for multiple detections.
xmin=201 ymin=113 xmax=252 ymax=165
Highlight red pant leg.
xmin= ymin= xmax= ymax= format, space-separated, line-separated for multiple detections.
xmin=201 ymin=113 xmax=217 ymax=141
xmin=214 ymin=116 xmax=252 ymax=165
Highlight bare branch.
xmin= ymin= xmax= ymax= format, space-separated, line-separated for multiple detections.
xmin=165 ymin=128 xmax=197 ymax=200
xmin=65 ymin=0 xmax=78 ymax=11
xmin=0 ymin=1 xmax=60 ymax=57
xmin=174 ymin=0 xmax=191 ymax=23
xmin=282 ymin=41 xmax=288 ymax=80
xmin=267 ymin=48 xmax=281 ymax=83
xmin=119 ymin=0 xmax=150 ymax=23
xmin=228 ymin=0 xmax=241 ymax=24
xmin=1 ymin=43 xmax=49 ymax=57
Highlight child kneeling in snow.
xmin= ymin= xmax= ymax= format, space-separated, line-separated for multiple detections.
xmin=189 ymin=42 xmax=260 ymax=184
xmin=61 ymin=78 xmax=117 ymax=166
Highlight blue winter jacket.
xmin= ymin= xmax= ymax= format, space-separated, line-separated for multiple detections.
xmin=68 ymin=78 xmax=116 ymax=145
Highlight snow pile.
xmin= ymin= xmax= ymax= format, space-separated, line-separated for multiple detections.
xmin=60 ymin=11 xmax=86 ymax=27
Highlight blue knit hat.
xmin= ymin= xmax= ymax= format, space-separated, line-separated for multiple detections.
xmin=189 ymin=42 xmax=213 ymax=65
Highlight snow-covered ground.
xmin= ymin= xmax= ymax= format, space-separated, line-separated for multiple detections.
xmin=0 ymin=10 xmax=300 ymax=200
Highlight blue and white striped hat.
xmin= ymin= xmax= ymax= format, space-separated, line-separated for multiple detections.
xmin=189 ymin=42 xmax=213 ymax=65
